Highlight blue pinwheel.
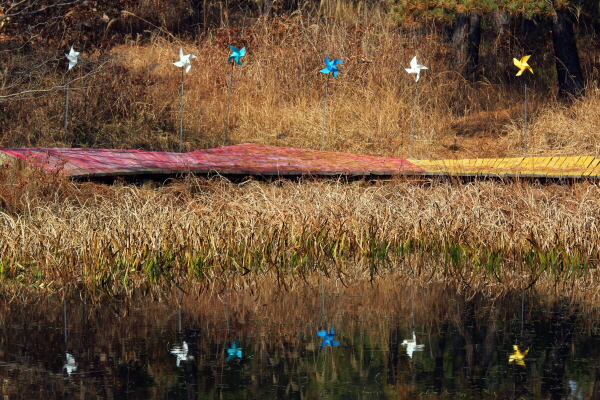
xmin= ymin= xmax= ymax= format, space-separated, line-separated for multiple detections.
xmin=226 ymin=341 xmax=243 ymax=361
xmin=317 ymin=327 xmax=340 ymax=349
xmin=319 ymin=56 xmax=342 ymax=78
xmin=228 ymin=46 xmax=246 ymax=65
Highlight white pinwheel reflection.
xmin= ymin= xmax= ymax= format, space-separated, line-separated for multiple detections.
xmin=63 ymin=352 xmax=78 ymax=375
xmin=170 ymin=341 xmax=194 ymax=367
xmin=401 ymin=331 xmax=425 ymax=359
xmin=65 ymin=46 xmax=80 ymax=70
xmin=173 ymin=48 xmax=197 ymax=73
xmin=405 ymin=56 xmax=428 ymax=82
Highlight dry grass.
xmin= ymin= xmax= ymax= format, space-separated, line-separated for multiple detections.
xmin=1 ymin=173 xmax=600 ymax=301
xmin=6 ymin=11 xmax=595 ymax=159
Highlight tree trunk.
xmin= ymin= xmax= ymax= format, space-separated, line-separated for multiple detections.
xmin=452 ymin=13 xmax=469 ymax=70
xmin=551 ymin=3 xmax=584 ymax=98
xmin=466 ymin=10 xmax=481 ymax=81
xmin=453 ymin=11 xmax=481 ymax=82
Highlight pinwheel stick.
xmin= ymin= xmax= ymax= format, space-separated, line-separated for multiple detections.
xmin=410 ymin=87 xmax=418 ymax=158
xmin=321 ymin=274 xmax=326 ymax=322
xmin=64 ymin=79 xmax=70 ymax=145
xmin=321 ymin=75 xmax=330 ymax=151
xmin=523 ymin=84 xmax=528 ymax=156
xmin=179 ymin=67 xmax=185 ymax=152
xmin=225 ymin=63 xmax=234 ymax=143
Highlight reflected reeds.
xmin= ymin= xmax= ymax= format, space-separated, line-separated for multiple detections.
xmin=0 ymin=279 xmax=599 ymax=398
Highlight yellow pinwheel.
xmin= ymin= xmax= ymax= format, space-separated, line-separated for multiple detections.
xmin=508 ymin=345 xmax=529 ymax=366
xmin=514 ymin=55 xmax=533 ymax=76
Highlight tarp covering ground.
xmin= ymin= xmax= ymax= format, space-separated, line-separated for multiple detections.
xmin=2 ymin=144 xmax=599 ymax=180
xmin=0 ymin=143 xmax=425 ymax=179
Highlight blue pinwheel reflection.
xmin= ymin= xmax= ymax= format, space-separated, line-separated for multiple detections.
xmin=317 ymin=327 xmax=340 ymax=349
xmin=170 ymin=341 xmax=194 ymax=367
xmin=226 ymin=341 xmax=243 ymax=361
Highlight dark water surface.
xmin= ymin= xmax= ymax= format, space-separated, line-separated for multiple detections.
xmin=1 ymin=282 xmax=599 ymax=399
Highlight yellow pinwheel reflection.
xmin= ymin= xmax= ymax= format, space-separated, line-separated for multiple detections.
xmin=513 ymin=55 xmax=533 ymax=76
xmin=508 ymin=345 xmax=529 ymax=366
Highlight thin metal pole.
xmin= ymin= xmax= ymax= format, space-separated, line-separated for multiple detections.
xmin=64 ymin=80 xmax=70 ymax=145
xmin=64 ymin=299 xmax=68 ymax=345
xmin=321 ymin=275 xmax=326 ymax=322
xmin=523 ymin=84 xmax=528 ymax=156
xmin=520 ymin=289 xmax=524 ymax=335
xmin=225 ymin=63 xmax=233 ymax=144
xmin=410 ymin=277 xmax=415 ymax=329
xmin=179 ymin=68 xmax=184 ymax=153
xmin=321 ymin=76 xmax=329 ymax=151
xmin=410 ymin=87 xmax=418 ymax=158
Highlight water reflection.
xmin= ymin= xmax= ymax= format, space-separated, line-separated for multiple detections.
xmin=0 ymin=282 xmax=599 ymax=399
xmin=63 ymin=352 xmax=78 ymax=375
xmin=226 ymin=341 xmax=242 ymax=361
xmin=317 ymin=327 xmax=340 ymax=349
xmin=509 ymin=344 xmax=529 ymax=366
xmin=401 ymin=331 xmax=424 ymax=359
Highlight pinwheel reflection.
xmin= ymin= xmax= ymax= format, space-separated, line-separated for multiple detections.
xmin=317 ymin=327 xmax=340 ymax=349
xmin=63 ymin=353 xmax=78 ymax=375
xmin=513 ymin=55 xmax=533 ymax=76
xmin=226 ymin=341 xmax=243 ymax=361
xmin=405 ymin=56 xmax=428 ymax=82
xmin=508 ymin=345 xmax=529 ymax=366
xmin=401 ymin=332 xmax=425 ymax=359
xmin=319 ymin=56 xmax=343 ymax=78
xmin=170 ymin=341 xmax=194 ymax=367
xmin=228 ymin=46 xmax=246 ymax=65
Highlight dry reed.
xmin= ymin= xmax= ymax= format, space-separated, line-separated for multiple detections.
xmin=1 ymin=172 xmax=600 ymax=301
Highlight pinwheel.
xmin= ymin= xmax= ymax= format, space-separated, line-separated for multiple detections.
xmin=405 ymin=56 xmax=428 ymax=82
xmin=173 ymin=48 xmax=197 ymax=73
xmin=317 ymin=327 xmax=340 ymax=349
xmin=513 ymin=55 xmax=533 ymax=76
xmin=65 ymin=46 xmax=80 ymax=71
xmin=170 ymin=341 xmax=194 ymax=367
xmin=64 ymin=45 xmax=81 ymax=145
xmin=320 ymin=56 xmax=342 ymax=78
xmin=319 ymin=56 xmax=343 ymax=150
xmin=401 ymin=331 xmax=425 ymax=359
xmin=224 ymin=46 xmax=247 ymax=142
xmin=405 ymin=56 xmax=427 ymax=157
xmin=228 ymin=46 xmax=246 ymax=66
xmin=514 ymin=55 xmax=533 ymax=155
xmin=226 ymin=341 xmax=243 ymax=361
xmin=63 ymin=353 xmax=78 ymax=376
xmin=508 ymin=345 xmax=529 ymax=366
xmin=173 ymin=48 xmax=197 ymax=152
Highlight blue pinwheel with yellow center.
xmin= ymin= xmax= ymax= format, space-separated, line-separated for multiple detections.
xmin=228 ymin=46 xmax=246 ymax=65
xmin=320 ymin=56 xmax=343 ymax=78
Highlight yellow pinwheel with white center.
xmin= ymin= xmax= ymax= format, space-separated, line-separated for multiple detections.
xmin=508 ymin=345 xmax=529 ymax=366
xmin=514 ymin=55 xmax=533 ymax=76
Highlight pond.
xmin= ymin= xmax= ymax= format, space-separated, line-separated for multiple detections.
xmin=1 ymin=280 xmax=598 ymax=399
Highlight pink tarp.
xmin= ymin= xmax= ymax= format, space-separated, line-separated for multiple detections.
xmin=0 ymin=143 xmax=425 ymax=179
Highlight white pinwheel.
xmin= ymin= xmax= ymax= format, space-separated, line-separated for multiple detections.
xmin=405 ymin=56 xmax=428 ymax=82
xmin=173 ymin=48 xmax=197 ymax=73
xmin=65 ymin=46 xmax=80 ymax=70
xmin=401 ymin=331 xmax=425 ymax=359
